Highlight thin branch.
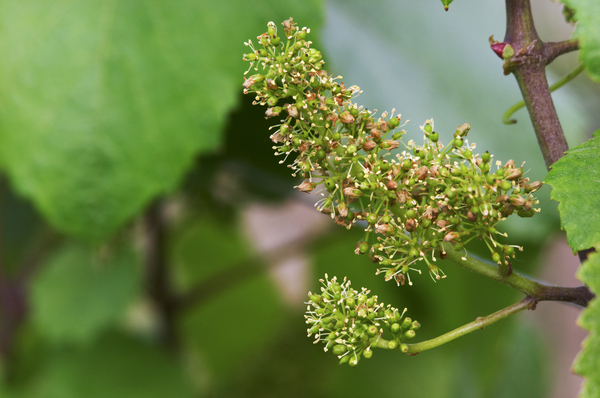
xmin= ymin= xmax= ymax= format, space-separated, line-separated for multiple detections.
xmin=144 ymin=200 xmax=178 ymax=350
xmin=404 ymin=297 xmax=535 ymax=354
xmin=544 ymin=39 xmax=579 ymax=65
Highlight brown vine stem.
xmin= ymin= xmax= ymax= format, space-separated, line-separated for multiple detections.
xmin=440 ymin=242 xmax=594 ymax=307
xmin=144 ymin=200 xmax=178 ymax=351
xmin=502 ymin=0 xmax=594 ymax=264
xmin=503 ymin=0 xmax=568 ymax=168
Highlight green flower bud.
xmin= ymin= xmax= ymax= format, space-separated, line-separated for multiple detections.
xmin=333 ymin=344 xmax=348 ymax=355
xmin=366 ymin=325 xmax=378 ymax=337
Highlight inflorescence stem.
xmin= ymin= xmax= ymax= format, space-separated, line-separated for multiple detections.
xmin=440 ymin=242 xmax=594 ymax=307
xmin=403 ymin=296 xmax=535 ymax=354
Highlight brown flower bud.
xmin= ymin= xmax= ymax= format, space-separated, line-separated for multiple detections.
xmin=243 ymin=75 xmax=257 ymax=90
xmin=337 ymin=202 xmax=348 ymax=218
xmin=396 ymin=189 xmax=409 ymax=204
xmin=415 ymin=166 xmax=429 ymax=180
xmin=436 ymin=220 xmax=450 ymax=229
xmin=467 ymin=211 xmax=477 ymax=222
xmin=455 ymin=123 xmax=471 ymax=137
xmin=265 ymin=107 xmax=280 ymax=118
xmin=339 ymin=111 xmax=355 ymax=124
xmin=270 ymin=131 xmax=285 ymax=143
xmin=504 ymin=159 xmax=515 ymax=169
xmin=363 ymin=140 xmax=377 ymax=152
xmin=266 ymin=78 xmax=277 ymax=91
xmin=370 ymin=128 xmax=381 ymax=140
xmin=376 ymin=223 xmax=394 ymax=235
xmin=444 ymin=231 xmax=460 ymax=242
xmin=379 ymin=120 xmax=389 ymax=132
xmin=284 ymin=104 xmax=298 ymax=118
xmin=343 ymin=187 xmax=362 ymax=198
xmin=509 ymin=195 xmax=526 ymax=206
xmin=297 ymin=181 xmax=315 ymax=193
xmin=383 ymin=140 xmax=399 ymax=150
xmin=406 ymin=218 xmax=417 ymax=232
xmin=496 ymin=194 xmax=509 ymax=203
xmin=506 ymin=168 xmax=522 ymax=180
xmin=429 ymin=165 xmax=439 ymax=178
xmin=386 ymin=180 xmax=398 ymax=191
xmin=526 ymin=181 xmax=542 ymax=192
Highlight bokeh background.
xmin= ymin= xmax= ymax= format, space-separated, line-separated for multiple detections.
xmin=0 ymin=0 xmax=597 ymax=397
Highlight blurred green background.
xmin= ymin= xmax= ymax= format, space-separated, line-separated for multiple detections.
xmin=0 ymin=0 xmax=597 ymax=397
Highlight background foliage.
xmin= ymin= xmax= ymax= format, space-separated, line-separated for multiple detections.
xmin=0 ymin=0 xmax=598 ymax=397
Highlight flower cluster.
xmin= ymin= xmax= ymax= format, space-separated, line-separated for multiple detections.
xmin=305 ymin=275 xmax=419 ymax=366
xmin=243 ymin=19 xmax=540 ymax=286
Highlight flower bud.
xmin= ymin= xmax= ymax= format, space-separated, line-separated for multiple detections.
xmin=505 ymin=168 xmax=522 ymax=180
xmin=297 ymin=181 xmax=315 ymax=193
xmin=383 ymin=140 xmax=399 ymax=150
xmin=526 ymin=181 xmax=542 ymax=192
xmin=444 ymin=231 xmax=460 ymax=242
xmin=339 ymin=111 xmax=355 ymax=124
xmin=343 ymin=187 xmax=362 ymax=198
xmin=363 ymin=140 xmax=377 ymax=151
xmin=455 ymin=123 xmax=471 ymax=137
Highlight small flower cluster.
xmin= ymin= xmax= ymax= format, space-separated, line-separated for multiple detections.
xmin=243 ymin=19 xmax=541 ymax=285
xmin=305 ymin=275 xmax=419 ymax=366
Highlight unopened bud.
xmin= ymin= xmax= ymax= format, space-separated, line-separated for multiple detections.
xmin=343 ymin=187 xmax=362 ymax=198
xmin=455 ymin=123 xmax=471 ymax=137
xmin=386 ymin=180 xmax=398 ymax=191
xmin=297 ymin=181 xmax=315 ymax=193
xmin=505 ymin=168 xmax=522 ymax=180
xmin=526 ymin=181 xmax=542 ymax=192
xmin=362 ymin=140 xmax=376 ymax=151
xmin=444 ymin=231 xmax=460 ymax=242
xmin=339 ymin=111 xmax=355 ymax=124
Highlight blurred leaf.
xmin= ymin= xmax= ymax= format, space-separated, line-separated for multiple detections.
xmin=573 ymin=246 xmax=600 ymax=398
xmin=171 ymin=215 xmax=254 ymax=290
xmin=20 ymin=333 xmax=194 ymax=398
xmin=31 ymin=243 xmax=140 ymax=346
xmin=491 ymin=321 xmax=548 ymax=398
xmin=560 ymin=0 xmax=600 ymax=81
xmin=174 ymin=215 xmax=284 ymax=385
xmin=0 ymin=0 xmax=323 ymax=240
xmin=545 ymin=130 xmax=600 ymax=253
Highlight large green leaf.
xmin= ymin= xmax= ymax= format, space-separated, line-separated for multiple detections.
xmin=573 ymin=246 xmax=600 ymax=398
xmin=545 ymin=131 xmax=600 ymax=252
xmin=0 ymin=1 xmax=323 ymax=240
xmin=30 ymin=243 xmax=140 ymax=346
xmin=560 ymin=0 xmax=600 ymax=82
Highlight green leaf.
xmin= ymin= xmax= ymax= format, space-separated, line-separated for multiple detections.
xmin=559 ymin=0 xmax=600 ymax=81
xmin=545 ymin=130 xmax=600 ymax=252
xmin=22 ymin=333 xmax=194 ymax=398
xmin=30 ymin=243 xmax=140 ymax=346
xmin=441 ymin=0 xmax=454 ymax=11
xmin=0 ymin=1 xmax=323 ymax=240
xmin=573 ymin=246 xmax=600 ymax=398
xmin=173 ymin=215 xmax=284 ymax=383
